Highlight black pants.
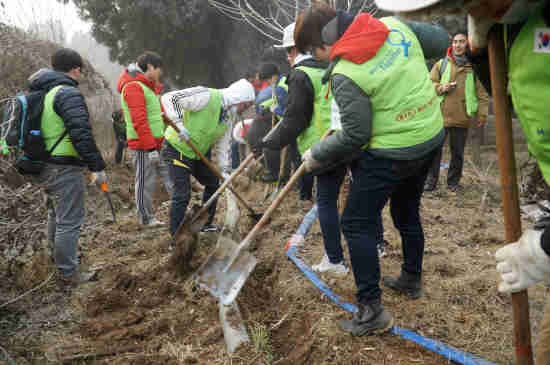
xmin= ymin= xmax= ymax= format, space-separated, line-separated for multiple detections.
xmin=343 ymin=149 xmax=435 ymax=304
xmin=163 ymin=143 xmax=219 ymax=236
xmin=426 ymin=127 xmax=468 ymax=188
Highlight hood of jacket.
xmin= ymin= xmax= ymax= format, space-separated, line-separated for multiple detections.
xmin=28 ymin=68 xmax=78 ymax=92
xmin=221 ymin=78 xmax=255 ymax=108
xmin=116 ymin=63 xmax=158 ymax=94
xmin=330 ymin=13 xmax=390 ymax=64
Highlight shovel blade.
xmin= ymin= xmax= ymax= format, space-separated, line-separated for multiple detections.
xmin=194 ymin=236 xmax=257 ymax=305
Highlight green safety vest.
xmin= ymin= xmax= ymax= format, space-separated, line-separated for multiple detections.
xmin=295 ymin=67 xmax=332 ymax=154
xmin=331 ymin=17 xmax=443 ymax=151
xmin=509 ymin=12 xmax=550 ymax=184
xmin=41 ymin=85 xmax=79 ymax=157
xmin=121 ymin=81 xmax=165 ymax=140
xmin=164 ymin=89 xmax=225 ymax=159
xmin=438 ymin=57 xmax=479 ymax=117
xmin=258 ymin=76 xmax=288 ymax=112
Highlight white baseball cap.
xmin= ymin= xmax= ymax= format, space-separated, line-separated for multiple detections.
xmin=375 ymin=0 xmax=442 ymax=12
xmin=274 ymin=22 xmax=296 ymax=48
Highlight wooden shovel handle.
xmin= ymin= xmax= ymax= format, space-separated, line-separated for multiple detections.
xmin=488 ymin=28 xmax=533 ymax=365
xmin=227 ymin=129 xmax=334 ymax=267
xmin=167 ymin=120 xmax=259 ymax=217
xmin=172 ymin=153 xmax=258 ymax=240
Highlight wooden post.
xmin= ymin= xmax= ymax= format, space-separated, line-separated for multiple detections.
xmin=488 ymin=27 xmax=533 ymax=365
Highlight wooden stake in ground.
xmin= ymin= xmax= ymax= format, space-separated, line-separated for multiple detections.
xmin=488 ymin=27 xmax=533 ymax=365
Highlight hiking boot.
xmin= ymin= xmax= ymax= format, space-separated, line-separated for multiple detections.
xmin=339 ymin=300 xmax=394 ymax=336
xmin=382 ymin=271 xmax=423 ymax=299
xmin=201 ymin=224 xmax=222 ymax=233
xmin=312 ymin=254 xmax=349 ymax=275
xmin=58 ymin=268 xmax=98 ymax=286
xmin=424 ymin=181 xmax=436 ymax=192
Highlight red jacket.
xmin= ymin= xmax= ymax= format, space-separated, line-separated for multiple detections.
xmin=117 ymin=69 xmax=164 ymax=150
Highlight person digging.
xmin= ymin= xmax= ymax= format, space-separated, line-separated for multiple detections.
xmin=160 ymin=79 xmax=255 ymax=240
xmin=297 ymin=4 xmax=448 ymax=336
xmin=375 ymin=0 xmax=550 ymax=361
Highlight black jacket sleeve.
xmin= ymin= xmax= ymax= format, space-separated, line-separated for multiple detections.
xmin=312 ymin=74 xmax=372 ymax=161
xmin=54 ymin=86 xmax=106 ymax=172
xmin=262 ymin=69 xmax=315 ymax=150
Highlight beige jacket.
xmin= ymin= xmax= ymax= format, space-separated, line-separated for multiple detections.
xmin=430 ymin=57 xmax=489 ymax=129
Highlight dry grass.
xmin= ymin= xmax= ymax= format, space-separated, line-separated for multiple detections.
xmin=2 ymin=150 xmax=548 ymax=364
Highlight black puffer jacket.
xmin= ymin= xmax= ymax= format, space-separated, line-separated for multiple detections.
xmin=262 ymin=57 xmax=328 ymax=150
xmin=29 ymin=69 xmax=105 ymax=172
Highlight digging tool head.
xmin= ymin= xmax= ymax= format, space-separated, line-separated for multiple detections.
xmin=194 ymin=236 xmax=257 ymax=305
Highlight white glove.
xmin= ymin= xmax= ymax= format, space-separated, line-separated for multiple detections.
xmin=270 ymin=104 xmax=277 ymax=113
xmin=91 ymin=170 xmax=107 ymax=186
xmin=222 ymin=172 xmax=230 ymax=180
xmin=496 ymin=229 xmax=550 ymax=294
xmin=175 ymin=122 xmax=190 ymax=141
xmin=149 ymin=150 xmax=160 ymax=163
xmin=301 ymin=149 xmax=323 ymax=173
xmin=468 ymin=15 xmax=495 ymax=50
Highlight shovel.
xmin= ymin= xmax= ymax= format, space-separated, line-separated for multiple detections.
xmin=268 ymin=146 xmax=288 ymax=202
xmin=195 ymin=129 xmax=333 ymax=304
xmin=167 ymin=121 xmax=262 ymax=221
xmin=171 ymin=153 xmax=260 ymax=267
xmin=195 ymin=162 xmax=308 ymax=304
xmin=90 ymin=173 xmax=116 ymax=223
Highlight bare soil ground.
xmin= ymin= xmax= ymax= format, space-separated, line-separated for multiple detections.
xmin=1 ymin=150 xmax=548 ymax=365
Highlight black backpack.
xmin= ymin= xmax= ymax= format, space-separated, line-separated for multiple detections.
xmin=2 ymin=88 xmax=67 ymax=175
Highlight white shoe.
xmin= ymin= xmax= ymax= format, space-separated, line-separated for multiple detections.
xmin=144 ymin=218 xmax=165 ymax=227
xmin=312 ymin=254 xmax=349 ymax=275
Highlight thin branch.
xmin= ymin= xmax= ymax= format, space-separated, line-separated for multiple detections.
xmin=0 ymin=272 xmax=55 ymax=310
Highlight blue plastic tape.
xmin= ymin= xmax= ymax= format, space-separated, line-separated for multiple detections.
xmin=285 ymin=205 xmax=497 ymax=365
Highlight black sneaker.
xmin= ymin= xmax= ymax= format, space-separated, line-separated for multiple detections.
xmin=201 ymin=224 xmax=222 ymax=233
xmin=339 ymin=300 xmax=393 ymax=336
xmin=382 ymin=271 xmax=423 ymax=299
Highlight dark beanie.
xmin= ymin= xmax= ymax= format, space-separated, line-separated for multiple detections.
xmin=322 ymin=10 xmax=354 ymax=46
xmin=258 ymin=63 xmax=280 ymax=80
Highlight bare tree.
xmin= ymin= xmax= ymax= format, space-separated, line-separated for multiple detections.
xmin=0 ymin=0 xmax=84 ymax=45
xmin=207 ymin=0 xmax=377 ymax=41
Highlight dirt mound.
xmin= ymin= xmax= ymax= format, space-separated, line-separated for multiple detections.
xmin=2 ymin=153 xmax=549 ymax=364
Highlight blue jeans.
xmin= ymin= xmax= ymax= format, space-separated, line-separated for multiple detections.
xmin=316 ymin=165 xmax=347 ymax=263
xmin=40 ymin=164 xmax=85 ymax=276
xmin=342 ymin=150 xmax=435 ymax=304
xmin=163 ymin=143 xmax=219 ymax=236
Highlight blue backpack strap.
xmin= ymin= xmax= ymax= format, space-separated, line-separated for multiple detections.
xmin=15 ymin=94 xmax=28 ymax=148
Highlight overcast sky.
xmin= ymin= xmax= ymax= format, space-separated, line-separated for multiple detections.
xmin=0 ymin=0 xmax=90 ymax=41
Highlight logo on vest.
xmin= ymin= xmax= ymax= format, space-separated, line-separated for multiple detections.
xmin=386 ymin=29 xmax=411 ymax=57
xmin=369 ymin=29 xmax=412 ymax=74
xmin=534 ymin=28 xmax=550 ymax=54
xmin=537 ymin=128 xmax=545 ymax=136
